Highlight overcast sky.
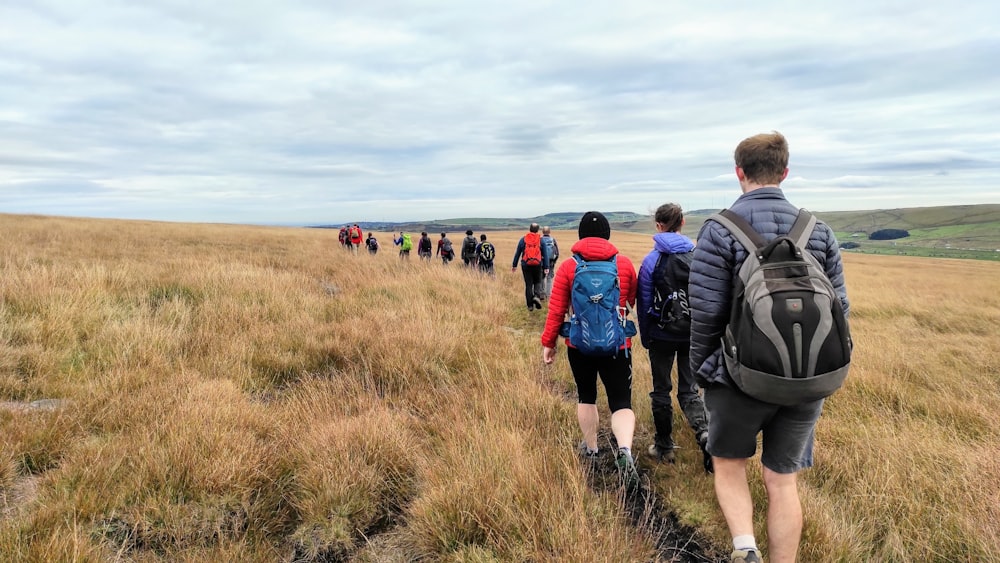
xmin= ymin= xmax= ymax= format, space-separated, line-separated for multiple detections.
xmin=2 ymin=1 xmax=998 ymax=225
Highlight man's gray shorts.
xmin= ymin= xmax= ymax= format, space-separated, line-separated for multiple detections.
xmin=704 ymin=384 xmax=824 ymax=474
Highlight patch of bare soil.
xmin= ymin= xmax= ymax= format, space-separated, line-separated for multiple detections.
xmin=1 ymin=399 xmax=63 ymax=520
xmin=1 ymin=474 xmax=41 ymax=520
xmin=0 ymin=398 xmax=66 ymax=413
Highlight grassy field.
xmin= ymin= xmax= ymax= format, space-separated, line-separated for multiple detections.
xmin=2 ymin=213 xmax=999 ymax=561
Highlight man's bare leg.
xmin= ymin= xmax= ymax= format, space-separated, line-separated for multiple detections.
xmin=713 ymin=457 xmax=755 ymax=537
xmin=763 ymin=466 xmax=802 ymax=563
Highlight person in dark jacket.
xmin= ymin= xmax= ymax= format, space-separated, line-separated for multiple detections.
xmin=475 ymin=233 xmax=495 ymax=277
xmin=636 ymin=203 xmax=710 ymax=471
xmin=460 ymin=229 xmax=478 ymax=267
xmin=511 ymin=223 xmax=551 ymax=311
xmin=365 ymin=233 xmax=379 ymax=255
xmin=689 ymin=132 xmax=850 ymax=563
xmin=417 ymin=232 xmax=433 ymax=260
xmin=436 ymin=232 xmax=454 ymax=264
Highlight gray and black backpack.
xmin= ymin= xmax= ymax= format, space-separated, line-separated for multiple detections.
xmin=710 ymin=209 xmax=852 ymax=406
xmin=463 ymin=236 xmax=478 ymax=258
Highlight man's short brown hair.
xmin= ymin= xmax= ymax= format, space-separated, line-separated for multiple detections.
xmin=734 ymin=131 xmax=789 ymax=185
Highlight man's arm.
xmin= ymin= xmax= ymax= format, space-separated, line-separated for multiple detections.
xmin=689 ymin=222 xmax=736 ymax=384
xmin=819 ymin=223 xmax=850 ymax=316
xmin=511 ymin=238 xmax=524 ymax=269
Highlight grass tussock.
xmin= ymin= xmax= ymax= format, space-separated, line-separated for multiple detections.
xmin=2 ymin=214 xmax=999 ymax=561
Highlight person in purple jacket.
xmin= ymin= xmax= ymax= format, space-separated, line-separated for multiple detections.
xmin=636 ymin=203 xmax=711 ymax=472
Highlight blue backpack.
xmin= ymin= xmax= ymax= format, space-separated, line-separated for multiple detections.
xmin=565 ymin=254 xmax=634 ymax=357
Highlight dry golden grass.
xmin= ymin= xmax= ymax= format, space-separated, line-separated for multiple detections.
xmin=1 ymin=213 xmax=998 ymax=561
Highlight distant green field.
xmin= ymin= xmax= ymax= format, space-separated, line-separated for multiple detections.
xmin=363 ymin=204 xmax=1000 ymax=262
xmin=840 ymin=244 xmax=1000 ymax=261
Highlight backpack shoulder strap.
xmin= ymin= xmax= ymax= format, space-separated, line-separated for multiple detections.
xmin=788 ymin=208 xmax=818 ymax=248
xmin=712 ymin=209 xmax=766 ymax=252
xmin=653 ymin=251 xmax=666 ymax=272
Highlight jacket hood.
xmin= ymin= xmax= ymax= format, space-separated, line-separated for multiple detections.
xmin=653 ymin=231 xmax=695 ymax=254
xmin=570 ymin=237 xmax=619 ymax=261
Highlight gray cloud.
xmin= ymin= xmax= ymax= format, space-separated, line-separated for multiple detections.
xmin=1 ymin=1 xmax=998 ymax=224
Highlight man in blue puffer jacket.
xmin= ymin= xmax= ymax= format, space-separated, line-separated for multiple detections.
xmin=689 ymin=131 xmax=850 ymax=563
xmin=636 ymin=203 xmax=710 ymax=470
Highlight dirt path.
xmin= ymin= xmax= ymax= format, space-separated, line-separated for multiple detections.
xmin=582 ymin=430 xmax=718 ymax=562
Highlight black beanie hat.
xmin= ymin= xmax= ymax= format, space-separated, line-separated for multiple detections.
xmin=578 ymin=211 xmax=611 ymax=240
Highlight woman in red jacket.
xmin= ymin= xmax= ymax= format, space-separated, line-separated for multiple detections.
xmin=541 ymin=211 xmax=639 ymax=488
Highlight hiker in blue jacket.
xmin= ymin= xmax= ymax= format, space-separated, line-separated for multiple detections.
xmin=636 ymin=203 xmax=710 ymax=472
xmin=540 ymin=226 xmax=560 ymax=298
xmin=689 ymin=131 xmax=850 ymax=563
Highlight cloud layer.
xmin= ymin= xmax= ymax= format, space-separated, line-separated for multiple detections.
xmin=2 ymin=1 xmax=998 ymax=224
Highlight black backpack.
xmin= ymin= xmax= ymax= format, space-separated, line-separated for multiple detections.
xmin=709 ymin=209 xmax=851 ymax=406
xmin=463 ymin=236 xmax=477 ymax=257
xmin=479 ymin=242 xmax=496 ymax=262
xmin=650 ymin=251 xmax=692 ymax=335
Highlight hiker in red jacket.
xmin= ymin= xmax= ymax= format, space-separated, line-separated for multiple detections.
xmin=540 ymin=211 xmax=639 ymax=486
xmin=349 ymin=224 xmax=363 ymax=254
xmin=511 ymin=223 xmax=551 ymax=311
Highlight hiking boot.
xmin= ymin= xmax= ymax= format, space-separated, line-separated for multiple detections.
xmin=647 ymin=443 xmax=676 ymax=463
xmin=615 ymin=448 xmax=639 ymax=491
xmin=578 ymin=441 xmax=598 ymax=458
xmin=730 ymin=548 xmax=761 ymax=563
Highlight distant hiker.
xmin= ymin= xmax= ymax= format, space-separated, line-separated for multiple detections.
xmin=511 ymin=222 xmax=550 ymax=311
xmin=418 ymin=232 xmax=433 ymax=261
xmin=690 ymin=132 xmax=851 ymax=563
xmin=338 ymin=226 xmax=349 ymax=249
xmin=349 ymin=224 xmax=363 ymax=254
xmin=541 ymin=226 xmax=560 ymax=299
xmin=461 ymin=229 xmax=479 ymax=267
xmin=437 ymin=232 xmax=455 ymax=264
xmin=394 ymin=231 xmax=412 ymax=260
xmin=541 ymin=211 xmax=639 ymax=489
xmin=475 ymin=233 xmax=496 ymax=277
xmin=636 ymin=203 xmax=710 ymax=471
xmin=366 ymin=233 xmax=379 ymax=255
